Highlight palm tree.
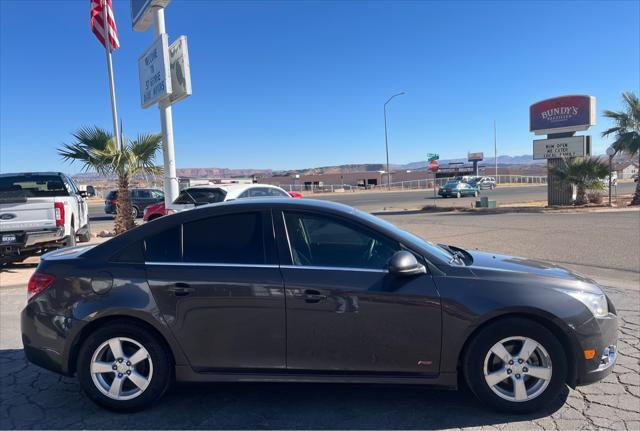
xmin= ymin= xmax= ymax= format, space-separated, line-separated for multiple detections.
xmin=59 ymin=126 xmax=163 ymax=234
xmin=548 ymin=157 xmax=609 ymax=205
xmin=602 ymin=91 xmax=640 ymax=206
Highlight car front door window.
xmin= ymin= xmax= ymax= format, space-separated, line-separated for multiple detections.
xmin=283 ymin=211 xmax=399 ymax=270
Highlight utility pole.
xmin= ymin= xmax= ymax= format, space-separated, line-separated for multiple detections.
xmin=383 ymin=92 xmax=405 ymax=189
xmin=152 ymin=6 xmax=179 ymax=207
xmin=494 ymin=120 xmax=497 ymax=178
xmin=606 ymin=146 xmax=616 ymax=206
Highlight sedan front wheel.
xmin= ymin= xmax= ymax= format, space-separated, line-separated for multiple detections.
xmin=464 ymin=317 xmax=567 ymax=414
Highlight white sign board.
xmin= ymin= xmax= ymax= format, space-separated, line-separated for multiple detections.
xmin=533 ymin=136 xmax=589 ymax=160
xmin=131 ymin=0 xmax=171 ymax=32
xmin=169 ymin=36 xmax=192 ymax=104
xmin=138 ymin=34 xmax=172 ymax=109
xmin=468 ymin=152 xmax=484 ymax=161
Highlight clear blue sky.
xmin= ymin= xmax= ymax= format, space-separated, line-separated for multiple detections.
xmin=1 ymin=0 xmax=639 ymax=174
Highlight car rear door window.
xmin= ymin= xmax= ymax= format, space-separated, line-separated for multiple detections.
xmin=283 ymin=211 xmax=398 ymax=270
xmin=145 ymin=226 xmax=181 ymax=262
xmin=183 ymin=212 xmax=266 ymax=264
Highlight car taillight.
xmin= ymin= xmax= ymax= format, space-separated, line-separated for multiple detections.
xmin=54 ymin=202 xmax=65 ymax=226
xmin=27 ymin=272 xmax=55 ymax=301
xmin=110 ymin=198 xmax=117 ymax=205
xmin=165 ymin=209 xmax=175 ymax=215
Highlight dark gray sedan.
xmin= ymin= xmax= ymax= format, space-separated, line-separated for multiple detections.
xmin=21 ymin=199 xmax=617 ymax=413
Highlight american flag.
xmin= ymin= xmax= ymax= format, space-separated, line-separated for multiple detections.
xmin=90 ymin=0 xmax=120 ymax=50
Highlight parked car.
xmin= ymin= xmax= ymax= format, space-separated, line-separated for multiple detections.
xmin=104 ymin=188 xmax=164 ymax=219
xmin=470 ymin=177 xmax=497 ymax=190
xmin=22 ymin=199 xmax=617 ymax=413
xmin=143 ymin=184 xmax=292 ymax=222
xmin=438 ymin=180 xmax=480 ymax=198
xmin=633 ymin=174 xmax=639 ymax=183
xmin=0 ymin=172 xmax=90 ymax=263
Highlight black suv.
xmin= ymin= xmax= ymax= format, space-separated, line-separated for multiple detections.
xmin=104 ymin=188 xmax=164 ymax=218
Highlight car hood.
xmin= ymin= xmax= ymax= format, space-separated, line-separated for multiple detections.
xmin=466 ymin=250 xmax=600 ymax=290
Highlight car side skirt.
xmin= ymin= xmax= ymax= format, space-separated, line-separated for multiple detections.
xmin=175 ymin=366 xmax=458 ymax=388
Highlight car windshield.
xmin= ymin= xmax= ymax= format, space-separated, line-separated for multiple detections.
xmin=0 ymin=174 xmax=69 ymax=197
xmin=355 ymin=209 xmax=456 ymax=263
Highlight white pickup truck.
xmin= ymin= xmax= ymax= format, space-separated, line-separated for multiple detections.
xmin=0 ymin=172 xmax=91 ymax=264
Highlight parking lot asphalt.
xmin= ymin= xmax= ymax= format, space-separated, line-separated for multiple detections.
xmin=1 ymin=210 xmax=638 ymax=430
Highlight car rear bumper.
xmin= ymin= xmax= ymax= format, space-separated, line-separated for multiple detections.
xmin=21 ymin=304 xmax=85 ymax=376
xmin=104 ymin=204 xmax=116 ymax=214
xmin=574 ymin=312 xmax=618 ymax=386
xmin=1 ymin=227 xmax=65 ymax=259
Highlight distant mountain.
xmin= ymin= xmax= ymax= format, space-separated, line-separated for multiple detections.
xmin=402 ymin=155 xmax=540 ymax=170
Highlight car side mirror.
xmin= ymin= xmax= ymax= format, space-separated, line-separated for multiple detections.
xmin=388 ymin=251 xmax=426 ymax=277
xmin=79 ymin=191 xmax=88 ymax=198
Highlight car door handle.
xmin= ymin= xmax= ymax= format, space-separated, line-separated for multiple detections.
xmin=303 ymin=289 xmax=327 ymax=303
xmin=168 ymin=283 xmax=194 ymax=296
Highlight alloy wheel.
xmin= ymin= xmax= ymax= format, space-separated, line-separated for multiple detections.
xmin=483 ymin=336 xmax=552 ymax=402
xmin=90 ymin=337 xmax=153 ymax=401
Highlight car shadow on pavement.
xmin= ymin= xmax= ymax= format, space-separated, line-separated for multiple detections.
xmin=0 ymin=348 xmax=568 ymax=430
xmin=0 ymin=262 xmax=38 ymax=274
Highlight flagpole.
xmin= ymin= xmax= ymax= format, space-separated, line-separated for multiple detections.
xmin=102 ymin=0 xmax=120 ymax=150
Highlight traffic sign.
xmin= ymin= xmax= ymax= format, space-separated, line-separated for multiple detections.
xmin=427 ymin=153 xmax=439 ymax=162
xmin=428 ymin=160 xmax=439 ymax=172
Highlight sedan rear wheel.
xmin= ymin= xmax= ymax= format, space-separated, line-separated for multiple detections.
xmin=77 ymin=322 xmax=172 ymax=411
xmin=464 ymin=317 xmax=567 ymax=414
xmin=456 ymin=192 xmax=461 ymax=198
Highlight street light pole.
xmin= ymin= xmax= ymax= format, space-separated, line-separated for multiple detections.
xmin=606 ymin=146 xmax=616 ymax=207
xmin=384 ymin=92 xmax=405 ymax=189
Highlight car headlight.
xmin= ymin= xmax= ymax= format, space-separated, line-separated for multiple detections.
xmin=556 ymin=288 xmax=608 ymax=317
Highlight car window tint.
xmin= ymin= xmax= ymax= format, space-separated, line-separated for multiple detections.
xmin=145 ymin=226 xmax=181 ymax=262
xmin=173 ymin=190 xmax=194 ymax=204
xmin=248 ymin=188 xmax=270 ymax=197
xmin=283 ymin=211 xmax=398 ymax=269
xmin=136 ymin=190 xmax=151 ymax=198
xmin=186 ymin=188 xmax=226 ymax=204
xmin=183 ymin=212 xmax=265 ymax=264
xmin=112 ymin=240 xmax=145 ymax=263
xmin=268 ymin=188 xmax=289 ymax=197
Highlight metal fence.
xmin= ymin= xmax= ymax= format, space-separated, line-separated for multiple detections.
xmin=277 ymin=175 xmax=549 ymax=194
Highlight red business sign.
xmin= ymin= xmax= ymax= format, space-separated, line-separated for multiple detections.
xmin=529 ymin=95 xmax=596 ymax=135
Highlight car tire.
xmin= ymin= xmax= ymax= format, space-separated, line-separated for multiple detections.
xmin=474 ymin=191 xmax=479 ymax=197
xmin=456 ymin=192 xmax=461 ymax=198
xmin=77 ymin=322 xmax=173 ymax=412
xmin=78 ymin=223 xmax=92 ymax=243
xmin=64 ymin=225 xmax=76 ymax=247
xmin=464 ymin=317 xmax=567 ymax=414
xmin=131 ymin=206 xmax=140 ymax=219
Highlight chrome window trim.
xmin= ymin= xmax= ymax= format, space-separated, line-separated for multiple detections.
xmin=145 ymin=262 xmax=279 ymax=269
xmin=280 ymin=264 xmax=388 ymax=274
xmin=144 ymin=261 xmax=387 ymax=273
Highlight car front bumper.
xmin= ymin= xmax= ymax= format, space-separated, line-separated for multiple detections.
xmin=573 ymin=311 xmax=618 ymax=386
